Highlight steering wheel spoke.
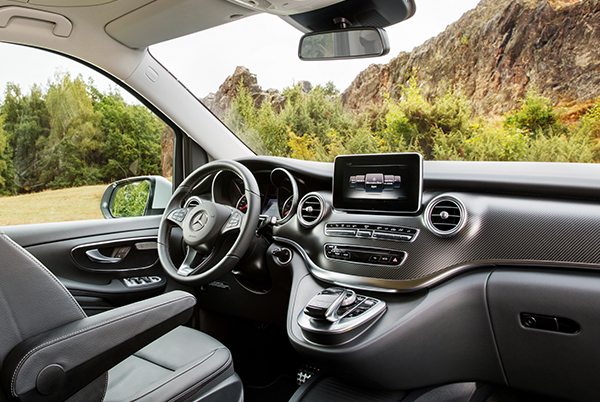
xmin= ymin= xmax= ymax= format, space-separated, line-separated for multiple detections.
xmin=166 ymin=207 xmax=190 ymax=229
xmin=177 ymin=247 xmax=199 ymax=276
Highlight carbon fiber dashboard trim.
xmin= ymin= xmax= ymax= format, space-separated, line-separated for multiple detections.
xmin=273 ymin=191 xmax=600 ymax=290
xmin=275 ymin=236 xmax=600 ymax=293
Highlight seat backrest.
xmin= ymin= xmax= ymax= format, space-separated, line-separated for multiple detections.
xmin=0 ymin=230 xmax=86 ymax=372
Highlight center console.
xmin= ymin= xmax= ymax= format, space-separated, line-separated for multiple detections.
xmin=297 ymin=287 xmax=387 ymax=345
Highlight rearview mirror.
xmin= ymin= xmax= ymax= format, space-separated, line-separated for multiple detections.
xmin=299 ymin=27 xmax=390 ymax=61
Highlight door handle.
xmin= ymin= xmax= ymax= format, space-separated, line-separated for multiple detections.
xmin=85 ymin=249 xmax=122 ymax=264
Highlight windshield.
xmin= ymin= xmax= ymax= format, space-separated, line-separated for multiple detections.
xmin=153 ymin=0 xmax=599 ymax=164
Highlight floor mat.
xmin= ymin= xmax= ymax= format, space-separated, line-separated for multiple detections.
xmin=244 ymin=374 xmax=299 ymax=402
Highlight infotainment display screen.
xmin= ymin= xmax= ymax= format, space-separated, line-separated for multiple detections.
xmin=332 ymin=153 xmax=423 ymax=213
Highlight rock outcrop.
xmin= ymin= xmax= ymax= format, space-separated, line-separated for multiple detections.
xmin=201 ymin=66 xmax=286 ymax=120
xmin=341 ymin=0 xmax=600 ymax=116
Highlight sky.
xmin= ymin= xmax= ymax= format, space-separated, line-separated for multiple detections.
xmin=150 ymin=0 xmax=480 ymax=97
xmin=0 ymin=0 xmax=479 ymax=102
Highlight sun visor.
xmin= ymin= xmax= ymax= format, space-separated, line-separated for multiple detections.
xmin=105 ymin=0 xmax=260 ymax=49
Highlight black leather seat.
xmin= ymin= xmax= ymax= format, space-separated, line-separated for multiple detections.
xmin=0 ymin=230 xmax=243 ymax=402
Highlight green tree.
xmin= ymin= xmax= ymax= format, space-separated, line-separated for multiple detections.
xmin=1 ymin=83 xmax=51 ymax=192
xmin=96 ymin=93 xmax=164 ymax=183
xmin=42 ymin=72 xmax=104 ymax=188
xmin=0 ymin=115 xmax=13 ymax=194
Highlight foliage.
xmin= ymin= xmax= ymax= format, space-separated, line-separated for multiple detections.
xmin=96 ymin=94 xmax=163 ymax=183
xmin=2 ymin=84 xmax=51 ymax=191
xmin=504 ymin=89 xmax=564 ymax=136
xmin=111 ymin=180 xmax=150 ymax=217
xmin=0 ymin=72 xmax=168 ymax=195
xmin=0 ymin=115 xmax=11 ymax=195
xmin=380 ymin=77 xmax=473 ymax=158
xmin=578 ymin=99 xmax=600 ymax=140
xmin=222 ymin=75 xmax=600 ymax=166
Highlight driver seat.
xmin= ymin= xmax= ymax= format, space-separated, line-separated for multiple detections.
xmin=0 ymin=229 xmax=243 ymax=402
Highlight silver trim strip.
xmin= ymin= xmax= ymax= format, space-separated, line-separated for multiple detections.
xmin=298 ymin=299 xmax=387 ymax=335
xmin=273 ymin=236 xmax=600 ymax=293
xmin=271 ymin=167 xmax=299 ymax=226
xmin=71 ymin=237 xmax=159 ymax=273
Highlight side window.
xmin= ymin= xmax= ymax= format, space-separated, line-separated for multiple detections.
xmin=0 ymin=43 xmax=173 ymax=225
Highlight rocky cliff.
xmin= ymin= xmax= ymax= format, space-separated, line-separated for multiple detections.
xmin=203 ymin=0 xmax=600 ymax=119
xmin=201 ymin=66 xmax=289 ymax=120
xmin=341 ymin=0 xmax=600 ymax=116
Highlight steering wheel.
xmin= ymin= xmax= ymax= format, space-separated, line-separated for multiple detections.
xmin=157 ymin=160 xmax=261 ymax=285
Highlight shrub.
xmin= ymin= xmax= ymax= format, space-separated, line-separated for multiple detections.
xmin=504 ymin=89 xmax=563 ymax=136
xmin=380 ymin=77 xmax=472 ymax=158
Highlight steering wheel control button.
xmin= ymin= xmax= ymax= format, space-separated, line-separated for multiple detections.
xmin=325 ymin=222 xmax=418 ymax=242
xmin=225 ymin=212 xmax=242 ymax=230
xmin=169 ymin=209 xmax=188 ymax=222
xmin=325 ymin=244 xmax=406 ymax=267
xmin=299 ymin=287 xmax=387 ymax=345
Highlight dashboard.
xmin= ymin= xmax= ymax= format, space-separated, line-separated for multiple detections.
xmin=196 ymin=155 xmax=600 ymax=402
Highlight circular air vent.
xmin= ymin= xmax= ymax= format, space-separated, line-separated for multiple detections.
xmin=298 ymin=193 xmax=325 ymax=228
xmin=424 ymin=195 xmax=467 ymax=237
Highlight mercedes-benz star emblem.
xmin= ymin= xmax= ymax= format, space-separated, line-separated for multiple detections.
xmin=191 ymin=211 xmax=209 ymax=231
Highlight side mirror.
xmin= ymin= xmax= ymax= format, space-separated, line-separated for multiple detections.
xmin=100 ymin=176 xmax=172 ymax=219
xmin=299 ymin=27 xmax=390 ymax=61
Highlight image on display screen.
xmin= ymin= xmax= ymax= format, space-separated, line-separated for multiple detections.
xmin=333 ymin=153 xmax=422 ymax=213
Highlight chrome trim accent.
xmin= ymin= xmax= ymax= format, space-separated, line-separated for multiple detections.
xmin=273 ymin=236 xmax=600 ymax=293
xmin=298 ymin=298 xmax=387 ymax=336
xmin=324 ymin=222 xmax=419 ymax=243
xmin=297 ymin=192 xmax=326 ymax=228
xmin=71 ymin=237 xmax=159 ymax=273
xmin=424 ymin=194 xmax=467 ymax=237
xmin=135 ymin=241 xmax=158 ymax=250
xmin=324 ymin=243 xmax=407 ymax=268
xmin=271 ymin=167 xmax=299 ymax=226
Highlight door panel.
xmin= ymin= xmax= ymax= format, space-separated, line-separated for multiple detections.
xmin=3 ymin=216 xmax=173 ymax=315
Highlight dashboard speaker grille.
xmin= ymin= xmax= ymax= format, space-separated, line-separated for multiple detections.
xmin=425 ymin=195 xmax=467 ymax=237
xmin=298 ymin=193 xmax=325 ymax=228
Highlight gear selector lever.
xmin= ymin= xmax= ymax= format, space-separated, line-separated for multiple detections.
xmin=299 ymin=287 xmax=386 ymax=345
xmin=304 ymin=287 xmax=356 ymax=322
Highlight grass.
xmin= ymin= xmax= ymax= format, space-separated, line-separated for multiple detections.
xmin=0 ymin=185 xmax=107 ymax=226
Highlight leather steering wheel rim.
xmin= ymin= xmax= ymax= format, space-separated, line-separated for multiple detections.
xmin=157 ymin=160 xmax=260 ymax=285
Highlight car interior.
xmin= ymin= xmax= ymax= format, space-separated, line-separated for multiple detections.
xmin=1 ymin=0 xmax=600 ymax=401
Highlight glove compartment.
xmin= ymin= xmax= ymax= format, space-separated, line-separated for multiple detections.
xmin=487 ymin=269 xmax=600 ymax=401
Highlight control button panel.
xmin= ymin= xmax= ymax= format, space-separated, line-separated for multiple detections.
xmin=337 ymin=295 xmax=382 ymax=319
xmin=325 ymin=244 xmax=406 ymax=266
xmin=298 ymin=287 xmax=387 ymax=345
xmin=123 ymin=276 xmax=163 ymax=288
xmin=325 ymin=223 xmax=418 ymax=242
